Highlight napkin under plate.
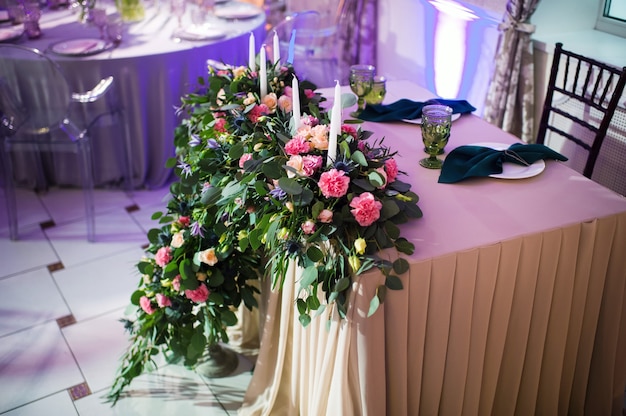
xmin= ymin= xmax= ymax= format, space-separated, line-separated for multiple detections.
xmin=438 ymin=143 xmax=568 ymax=183
xmin=358 ymin=98 xmax=476 ymax=122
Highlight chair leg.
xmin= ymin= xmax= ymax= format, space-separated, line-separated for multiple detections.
xmin=117 ymin=109 xmax=134 ymax=196
xmin=1 ymin=145 xmax=18 ymax=240
xmin=78 ymin=139 xmax=96 ymax=242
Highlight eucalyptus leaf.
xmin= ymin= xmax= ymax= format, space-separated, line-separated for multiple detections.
xmin=299 ymin=265 xmax=318 ymax=290
xmin=393 ymin=258 xmax=410 ymax=274
xmin=278 ymin=177 xmax=303 ymax=195
xmin=385 ymin=275 xmax=403 ymax=290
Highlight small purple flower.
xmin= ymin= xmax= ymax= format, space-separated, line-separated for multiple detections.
xmin=269 ymin=186 xmax=287 ymax=200
xmin=190 ymin=221 xmax=204 ymax=237
xmin=178 ymin=161 xmax=192 ymax=177
xmin=189 ymin=134 xmax=202 ymax=147
xmin=207 ymin=138 xmax=220 ymax=149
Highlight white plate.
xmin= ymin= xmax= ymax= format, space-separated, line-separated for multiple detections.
xmin=214 ymin=5 xmax=262 ymax=19
xmin=49 ymin=38 xmax=111 ymax=56
xmin=174 ymin=26 xmax=227 ymax=41
xmin=0 ymin=26 xmax=23 ymax=43
xmin=470 ymin=142 xmax=546 ymax=179
xmin=402 ymin=112 xmax=462 ymax=125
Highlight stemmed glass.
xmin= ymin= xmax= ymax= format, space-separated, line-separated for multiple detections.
xmin=419 ymin=104 xmax=452 ymax=169
xmin=91 ymin=8 xmax=108 ymax=40
xmin=171 ymin=0 xmax=187 ymax=31
xmin=349 ymin=64 xmax=375 ymax=117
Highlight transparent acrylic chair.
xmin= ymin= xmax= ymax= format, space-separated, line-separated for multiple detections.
xmin=0 ymin=44 xmax=131 ymax=242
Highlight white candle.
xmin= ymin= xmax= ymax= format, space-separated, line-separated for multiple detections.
xmin=327 ymin=80 xmax=341 ymax=166
xmin=273 ymin=30 xmax=280 ymax=66
xmin=292 ymin=75 xmax=300 ymax=131
xmin=260 ymin=45 xmax=267 ymax=98
xmin=248 ymin=32 xmax=255 ymax=72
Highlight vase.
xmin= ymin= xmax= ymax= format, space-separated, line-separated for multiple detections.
xmin=195 ymin=343 xmax=239 ymax=378
xmin=115 ymin=0 xmax=145 ymax=22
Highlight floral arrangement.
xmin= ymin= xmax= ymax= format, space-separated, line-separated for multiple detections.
xmin=107 ymin=58 xmax=422 ymax=403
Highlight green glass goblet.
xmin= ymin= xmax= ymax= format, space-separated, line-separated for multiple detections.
xmin=349 ymin=64 xmax=375 ymax=118
xmin=419 ymin=104 xmax=452 ymax=169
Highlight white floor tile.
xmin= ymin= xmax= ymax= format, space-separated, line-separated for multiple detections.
xmin=0 ymin=267 xmax=71 ymax=337
xmin=74 ymin=365 xmax=227 ymax=416
xmin=0 ymin=227 xmax=59 ymax=279
xmin=45 ymin=210 xmax=147 ymax=268
xmin=2 ymin=391 xmax=78 ymax=416
xmin=37 ymin=189 xmax=135 ymax=226
xmin=0 ymin=188 xmax=51 ymax=236
xmin=0 ymin=322 xmax=84 ymax=413
xmin=53 ymin=247 xmax=145 ymax=321
xmin=62 ymin=309 xmax=133 ymax=393
xmin=130 ymin=187 xmax=172 ymax=211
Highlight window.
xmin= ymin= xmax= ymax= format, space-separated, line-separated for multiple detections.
xmin=596 ymin=0 xmax=626 ymax=37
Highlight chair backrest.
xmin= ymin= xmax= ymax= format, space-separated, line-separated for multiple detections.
xmin=0 ymin=44 xmax=72 ymax=138
xmin=264 ymin=10 xmax=321 ymax=70
xmin=536 ymin=42 xmax=626 ymax=178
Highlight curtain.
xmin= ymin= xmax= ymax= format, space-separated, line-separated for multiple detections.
xmin=337 ymin=0 xmax=378 ymax=84
xmin=482 ymin=0 xmax=541 ymax=143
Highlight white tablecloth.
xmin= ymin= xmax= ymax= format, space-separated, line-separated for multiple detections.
xmin=6 ymin=1 xmax=265 ymax=188
xmin=241 ymin=80 xmax=626 ymax=415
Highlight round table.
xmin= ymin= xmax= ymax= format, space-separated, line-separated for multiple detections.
xmin=6 ymin=1 xmax=266 ymax=188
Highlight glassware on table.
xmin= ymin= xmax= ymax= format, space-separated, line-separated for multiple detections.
xmin=419 ymin=104 xmax=452 ymax=169
xmin=364 ymin=75 xmax=386 ymax=105
xmin=107 ymin=14 xmax=124 ymax=45
xmin=349 ymin=64 xmax=375 ymax=117
xmin=23 ymin=2 xmax=41 ymax=39
xmin=170 ymin=0 xmax=187 ymax=30
xmin=91 ymin=8 xmax=108 ymax=40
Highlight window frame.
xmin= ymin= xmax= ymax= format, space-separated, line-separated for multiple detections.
xmin=596 ymin=0 xmax=626 ymax=38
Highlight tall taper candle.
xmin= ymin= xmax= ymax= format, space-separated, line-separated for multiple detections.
xmin=292 ymin=75 xmax=300 ymax=130
xmin=260 ymin=45 xmax=267 ymax=98
xmin=248 ymin=32 xmax=255 ymax=72
xmin=273 ymin=30 xmax=280 ymax=66
xmin=327 ymin=80 xmax=341 ymax=166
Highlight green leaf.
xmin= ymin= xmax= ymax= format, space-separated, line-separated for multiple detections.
xmin=351 ymin=150 xmax=367 ymax=166
xmin=137 ymin=261 xmax=153 ymax=275
xmin=165 ymin=157 xmax=178 ymax=168
xmin=208 ymin=270 xmax=225 ymax=287
xmin=299 ymin=313 xmax=311 ymax=327
xmin=368 ymin=295 xmax=380 ymax=317
xmin=334 ymin=277 xmax=350 ymax=293
xmin=384 ymin=221 xmax=400 ymax=240
xmin=392 ymin=258 xmax=410 ymax=274
xmin=179 ymin=259 xmax=194 ymax=281
xmin=368 ymin=170 xmax=385 ymax=188
xmin=147 ymin=228 xmax=161 ymax=245
xmin=385 ymin=275 xmax=403 ymax=290
xmin=221 ymin=309 xmax=238 ymax=326
xmin=164 ymin=262 xmax=179 ymax=278
xmin=151 ymin=212 xmax=163 ymax=220
xmin=278 ymin=177 xmax=303 ymax=195
xmin=379 ymin=199 xmax=400 ymax=221
xmin=395 ymin=237 xmax=415 ymax=255
xmin=307 ymin=294 xmax=321 ymax=311
xmin=296 ymin=298 xmax=307 ymax=315
xmin=130 ymin=290 xmax=144 ymax=306
xmin=262 ymin=160 xmax=283 ymax=180
xmin=228 ymin=142 xmax=245 ymax=160
xmin=200 ymin=186 xmax=222 ymax=206
xmin=306 ymin=246 xmax=324 ymax=262
xmin=299 ymin=265 xmax=318 ymax=290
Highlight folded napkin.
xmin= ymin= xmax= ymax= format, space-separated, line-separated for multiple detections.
xmin=438 ymin=143 xmax=568 ymax=184
xmin=358 ymin=98 xmax=476 ymax=122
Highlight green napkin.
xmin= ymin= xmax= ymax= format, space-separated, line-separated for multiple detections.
xmin=438 ymin=143 xmax=568 ymax=183
xmin=358 ymin=98 xmax=476 ymax=122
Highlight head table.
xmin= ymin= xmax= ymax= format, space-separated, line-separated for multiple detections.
xmin=4 ymin=1 xmax=266 ymax=189
xmin=240 ymin=80 xmax=626 ymax=415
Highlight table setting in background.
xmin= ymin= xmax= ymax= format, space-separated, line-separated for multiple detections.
xmin=0 ymin=0 xmax=266 ymax=189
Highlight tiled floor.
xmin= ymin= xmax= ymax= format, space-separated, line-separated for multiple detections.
xmin=0 ymin=186 xmax=255 ymax=415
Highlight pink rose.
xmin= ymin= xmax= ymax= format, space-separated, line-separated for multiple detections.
xmin=178 ymin=216 xmax=190 ymax=227
xmin=156 ymin=293 xmax=172 ymax=308
xmin=185 ymin=284 xmax=210 ymax=303
xmin=286 ymin=155 xmax=304 ymax=178
xmin=239 ymin=153 xmax=253 ymax=169
xmin=304 ymin=89 xmax=315 ymax=99
xmin=284 ymin=137 xmax=311 ymax=155
xmin=283 ymin=85 xmax=293 ymax=97
xmin=139 ymin=296 xmax=156 ymax=315
xmin=317 ymin=209 xmax=333 ymax=223
xmin=309 ymin=125 xmax=329 ymax=151
xmin=318 ymin=169 xmax=350 ymax=198
xmin=301 ymin=220 xmax=316 ymax=234
xmin=172 ymin=275 xmax=181 ymax=291
xmin=349 ymin=192 xmax=383 ymax=227
xmin=278 ymin=95 xmax=293 ymax=112
xmin=385 ymin=158 xmax=398 ymax=183
xmin=155 ymin=246 xmax=172 ymax=267
xmin=302 ymin=155 xmax=323 ymax=176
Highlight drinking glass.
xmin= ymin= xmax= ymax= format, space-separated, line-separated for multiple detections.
xmin=419 ymin=104 xmax=452 ymax=169
xmin=349 ymin=64 xmax=375 ymax=117
xmin=91 ymin=8 xmax=108 ymax=39
xmin=171 ymin=0 xmax=186 ymax=30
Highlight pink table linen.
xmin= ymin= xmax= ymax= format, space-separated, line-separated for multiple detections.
xmin=240 ymin=80 xmax=626 ymax=415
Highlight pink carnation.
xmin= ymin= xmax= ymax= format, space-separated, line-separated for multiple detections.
xmin=385 ymin=158 xmax=398 ymax=183
xmin=341 ymin=124 xmax=358 ymax=139
xmin=156 ymin=293 xmax=172 ymax=308
xmin=172 ymin=275 xmax=181 ymax=291
xmin=349 ymin=192 xmax=382 ymax=227
xmin=317 ymin=209 xmax=333 ymax=223
xmin=155 ymin=246 xmax=172 ymax=267
xmin=284 ymin=137 xmax=311 ymax=155
xmin=178 ymin=216 xmax=190 ymax=227
xmin=214 ymin=118 xmax=227 ymax=133
xmin=239 ymin=153 xmax=253 ymax=169
xmin=302 ymin=155 xmax=323 ymax=176
xmin=139 ymin=296 xmax=156 ymax=315
xmin=185 ymin=284 xmax=210 ymax=303
xmin=304 ymin=89 xmax=315 ymax=99
xmin=318 ymin=169 xmax=350 ymax=198
xmin=248 ymin=104 xmax=269 ymax=123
